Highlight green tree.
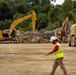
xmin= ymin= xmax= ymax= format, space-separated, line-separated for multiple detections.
xmin=27 ymin=0 xmax=40 ymax=5
xmin=0 ymin=2 xmax=12 ymax=20
xmin=68 ymin=11 xmax=74 ymax=21
xmin=62 ymin=0 xmax=73 ymax=17
xmin=37 ymin=13 xmax=48 ymax=30
xmin=0 ymin=19 xmax=12 ymax=30
xmin=40 ymin=0 xmax=50 ymax=5
xmin=48 ymin=7 xmax=60 ymax=23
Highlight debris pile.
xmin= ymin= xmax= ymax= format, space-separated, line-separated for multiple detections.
xmin=18 ymin=31 xmax=50 ymax=43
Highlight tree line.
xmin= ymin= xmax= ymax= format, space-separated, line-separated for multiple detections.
xmin=0 ymin=0 xmax=76 ymax=33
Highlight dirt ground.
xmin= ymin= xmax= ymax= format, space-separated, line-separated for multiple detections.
xmin=0 ymin=43 xmax=76 ymax=75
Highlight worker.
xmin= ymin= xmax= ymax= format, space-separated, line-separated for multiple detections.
xmin=45 ymin=36 xmax=67 ymax=75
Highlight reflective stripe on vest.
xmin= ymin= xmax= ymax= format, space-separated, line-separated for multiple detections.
xmin=54 ymin=42 xmax=64 ymax=59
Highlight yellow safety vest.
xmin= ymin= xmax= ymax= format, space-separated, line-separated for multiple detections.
xmin=54 ymin=42 xmax=64 ymax=59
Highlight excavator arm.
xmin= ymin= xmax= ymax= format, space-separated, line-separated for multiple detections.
xmin=9 ymin=11 xmax=36 ymax=35
xmin=61 ymin=17 xmax=69 ymax=36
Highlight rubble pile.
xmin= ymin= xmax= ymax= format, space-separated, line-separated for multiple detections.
xmin=18 ymin=31 xmax=50 ymax=43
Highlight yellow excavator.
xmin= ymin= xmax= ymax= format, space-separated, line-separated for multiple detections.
xmin=68 ymin=24 xmax=76 ymax=47
xmin=55 ymin=16 xmax=76 ymax=47
xmin=55 ymin=17 xmax=69 ymax=43
xmin=0 ymin=10 xmax=36 ymax=42
xmin=61 ymin=17 xmax=69 ymax=42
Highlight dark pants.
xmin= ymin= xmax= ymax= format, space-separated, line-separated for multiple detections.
xmin=50 ymin=58 xmax=67 ymax=75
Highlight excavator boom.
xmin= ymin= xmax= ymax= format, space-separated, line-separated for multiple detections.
xmin=61 ymin=17 xmax=69 ymax=36
xmin=9 ymin=10 xmax=36 ymax=35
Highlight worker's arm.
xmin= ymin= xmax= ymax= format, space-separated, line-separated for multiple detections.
xmin=45 ymin=45 xmax=58 ymax=56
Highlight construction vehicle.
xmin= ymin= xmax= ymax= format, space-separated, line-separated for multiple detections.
xmin=68 ymin=24 xmax=76 ymax=47
xmin=61 ymin=17 xmax=69 ymax=42
xmin=0 ymin=10 xmax=36 ymax=42
xmin=55 ymin=17 xmax=69 ymax=43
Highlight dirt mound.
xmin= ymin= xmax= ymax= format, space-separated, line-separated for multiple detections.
xmin=42 ymin=31 xmax=54 ymax=39
xmin=18 ymin=31 xmax=50 ymax=43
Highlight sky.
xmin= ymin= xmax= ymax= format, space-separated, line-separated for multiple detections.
xmin=51 ymin=0 xmax=65 ymax=5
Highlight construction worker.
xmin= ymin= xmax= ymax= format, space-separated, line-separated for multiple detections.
xmin=45 ymin=36 xmax=67 ymax=75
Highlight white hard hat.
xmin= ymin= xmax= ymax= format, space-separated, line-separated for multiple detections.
xmin=50 ymin=36 xmax=58 ymax=42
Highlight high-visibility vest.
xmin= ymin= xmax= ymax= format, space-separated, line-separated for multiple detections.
xmin=54 ymin=42 xmax=64 ymax=59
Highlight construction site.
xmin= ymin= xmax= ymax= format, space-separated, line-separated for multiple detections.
xmin=0 ymin=0 xmax=76 ymax=75
xmin=0 ymin=14 xmax=76 ymax=75
xmin=0 ymin=11 xmax=76 ymax=46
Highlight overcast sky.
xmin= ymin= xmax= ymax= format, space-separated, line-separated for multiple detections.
xmin=51 ymin=0 xmax=64 ymax=5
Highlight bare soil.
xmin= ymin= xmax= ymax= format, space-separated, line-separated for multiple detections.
xmin=0 ymin=43 xmax=76 ymax=75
